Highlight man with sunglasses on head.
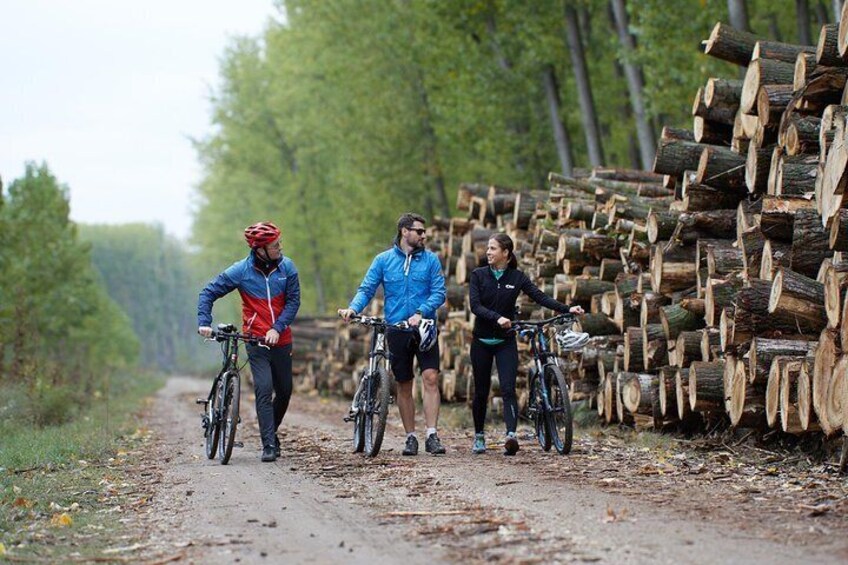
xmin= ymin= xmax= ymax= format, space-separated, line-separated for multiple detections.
xmin=197 ymin=221 xmax=301 ymax=463
xmin=339 ymin=212 xmax=447 ymax=456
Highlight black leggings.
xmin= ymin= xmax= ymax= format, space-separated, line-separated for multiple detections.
xmin=470 ymin=338 xmax=519 ymax=434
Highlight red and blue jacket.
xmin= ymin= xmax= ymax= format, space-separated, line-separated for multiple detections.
xmin=197 ymin=252 xmax=301 ymax=347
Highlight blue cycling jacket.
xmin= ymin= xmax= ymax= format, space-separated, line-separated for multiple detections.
xmin=349 ymin=245 xmax=446 ymax=324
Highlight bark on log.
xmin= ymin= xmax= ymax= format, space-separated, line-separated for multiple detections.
xmin=790 ymin=209 xmax=832 ymax=278
xmin=653 ymin=139 xmax=718 ymax=177
xmin=768 ymin=267 xmax=827 ymax=334
xmin=704 ymin=22 xmax=759 ymax=66
xmin=676 ymin=331 xmax=703 ymax=369
xmin=766 ymin=357 xmax=801 ymax=428
xmin=748 ymin=337 xmax=817 ymax=384
xmin=740 ymin=59 xmax=796 ymax=114
xmin=816 ymin=23 xmax=840 ymax=66
xmin=704 ymin=77 xmax=743 ymax=124
xmin=759 ymin=239 xmax=792 ymax=280
xmin=752 ymin=39 xmax=815 ymax=64
xmin=745 ymin=140 xmax=773 ymax=194
xmin=784 ymin=116 xmax=821 ymax=156
xmin=689 ymin=360 xmax=726 ymax=413
xmin=675 ymin=367 xmax=692 ymax=420
xmin=756 ymin=84 xmax=795 ymax=126
xmin=694 ymin=116 xmax=734 ymax=144
xmin=729 ymin=357 xmax=767 ymax=428
xmin=779 ymin=358 xmax=808 ymax=433
xmin=696 ymin=146 xmax=748 ymax=190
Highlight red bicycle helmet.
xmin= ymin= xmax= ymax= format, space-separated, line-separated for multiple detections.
xmin=244 ymin=222 xmax=281 ymax=248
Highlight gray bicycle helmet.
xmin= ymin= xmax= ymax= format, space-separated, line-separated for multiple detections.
xmin=555 ymin=329 xmax=590 ymax=352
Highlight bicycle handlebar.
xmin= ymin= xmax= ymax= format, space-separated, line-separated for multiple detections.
xmin=347 ymin=314 xmax=411 ymax=330
xmin=510 ymin=312 xmax=574 ymax=326
xmin=209 ymin=328 xmax=267 ymax=346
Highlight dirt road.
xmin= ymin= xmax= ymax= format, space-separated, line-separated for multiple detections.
xmin=134 ymin=377 xmax=848 ymax=564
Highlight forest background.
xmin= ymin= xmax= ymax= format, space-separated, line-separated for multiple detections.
xmin=0 ymin=0 xmax=831 ymax=429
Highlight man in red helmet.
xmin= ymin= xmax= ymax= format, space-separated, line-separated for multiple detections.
xmin=198 ymin=221 xmax=301 ymax=462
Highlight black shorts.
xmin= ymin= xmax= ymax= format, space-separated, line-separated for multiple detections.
xmin=386 ymin=329 xmax=440 ymax=382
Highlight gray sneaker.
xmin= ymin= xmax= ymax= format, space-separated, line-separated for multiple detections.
xmin=403 ymin=435 xmax=419 ymax=456
xmin=425 ymin=433 xmax=446 ymax=455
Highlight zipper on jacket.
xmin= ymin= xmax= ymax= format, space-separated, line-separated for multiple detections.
xmin=263 ymin=273 xmax=276 ymax=325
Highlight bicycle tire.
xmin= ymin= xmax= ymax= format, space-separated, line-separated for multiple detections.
xmin=204 ymin=378 xmax=221 ymax=459
xmin=364 ymin=367 xmax=391 ymax=457
xmin=352 ymin=373 xmax=366 ymax=453
xmin=218 ymin=372 xmax=240 ymax=464
xmin=530 ymin=371 xmax=551 ymax=451
xmin=545 ymin=365 xmax=573 ymax=455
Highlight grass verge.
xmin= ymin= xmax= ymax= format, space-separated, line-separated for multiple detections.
xmin=0 ymin=371 xmax=164 ymax=561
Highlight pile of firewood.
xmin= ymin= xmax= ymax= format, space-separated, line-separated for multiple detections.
xmin=297 ymin=14 xmax=848 ymax=444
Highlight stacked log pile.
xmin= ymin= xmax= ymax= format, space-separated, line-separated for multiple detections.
xmin=307 ymin=15 xmax=848 ymax=445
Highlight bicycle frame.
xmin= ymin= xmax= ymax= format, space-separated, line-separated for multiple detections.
xmin=513 ymin=314 xmax=574 ymax=410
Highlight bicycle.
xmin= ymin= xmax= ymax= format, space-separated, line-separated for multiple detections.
xmin=197 ymin=323 xmax=266 ymax=465
xmin=511 ymin=313 xmax=576 ymax=455
xmin=342 ymin=315 xmax=407 ymax=457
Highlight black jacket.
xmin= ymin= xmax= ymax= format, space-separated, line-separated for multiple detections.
xmin=469 ymin=266 xmax=570 ymax=340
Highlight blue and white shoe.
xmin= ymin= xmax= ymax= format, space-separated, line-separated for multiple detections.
xmin=472 ymin=433 xmax=486 ymax=454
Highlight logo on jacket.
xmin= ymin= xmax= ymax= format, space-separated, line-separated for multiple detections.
xmin=505 ymin=284 xmax=515 ymax=289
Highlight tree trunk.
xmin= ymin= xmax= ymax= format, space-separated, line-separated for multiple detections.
xmin=563 ymin=5 xmax=604 ymax=166
xmin=796 ymin=0 xmax=811 ymax=45
xmin=610 ymin=0 xmax=656 ymax=168
xmin=542 ymin=64 xmax=574 ymax=176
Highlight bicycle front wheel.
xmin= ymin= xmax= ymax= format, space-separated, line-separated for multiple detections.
xmin=352 ymin=373 xmax=366 ymax=453
xmin=545 ymin=365 xmax=573 ymax=455
xmin=364 ymin=367 xmax=391 ymax=457
xmin=218 ymin=372 xmax=240 ymax=464
xmin=204 ymin=378 xmax=221 ymax=459
xmin=530 ymin=371 xmax=551 ymax=451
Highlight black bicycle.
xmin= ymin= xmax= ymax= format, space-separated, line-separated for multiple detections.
xmin=342 ymin=315 xmax=407 ymax=457
xmin=512 ymin=313 xmax=575 ymax=455
xmin=198 ymin=323 xmax=265 ymax=465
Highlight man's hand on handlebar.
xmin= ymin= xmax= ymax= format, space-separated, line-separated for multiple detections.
xmin=407 ymin=313 xmax=422 ymax=327
xmin=198 ymin=326 xmax=213 ymax=338
xmin=338 ymin=308 xmax=356 ymax=323
xmin=569 ymin=305 xmax=585 ymax=315
xmin=497 ymin=316 xmax=512 ymax=329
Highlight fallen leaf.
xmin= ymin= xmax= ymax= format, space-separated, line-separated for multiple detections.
xmin=12 ymin=497 xmax=33 ymax=508
xmin=51 ymin=513 xmax=73 ymax=527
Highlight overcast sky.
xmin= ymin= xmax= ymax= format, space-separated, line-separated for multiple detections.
xmin=0 ymin=1 xmax=278 ymax=241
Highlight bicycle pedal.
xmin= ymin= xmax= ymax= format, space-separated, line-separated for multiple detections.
xmin=343 ymin=415 xmax=354 ymax=422
xmin=234 ymin=442 xmax=244 ymax=448
xmin=195 ymin=398 xmax=208 ymax=405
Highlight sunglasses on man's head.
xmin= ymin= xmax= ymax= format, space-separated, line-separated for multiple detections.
xmin=407 ymin=227 xmax=426 ymax=236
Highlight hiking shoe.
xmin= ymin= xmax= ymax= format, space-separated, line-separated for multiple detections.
xmin=504 ymin=433 xmax=520 ymax=456
xmin=261 ymin=446 xmax=277 ymax=462
xmin=402 ymin=435 xmax=419 ymax=456
xmin=472 ymin=433 xmax=486 ymax=455
xmin=425 ymin=433 xmax=446 ymax=455
xmin=273 ymin=434 xmax=281 ymax=458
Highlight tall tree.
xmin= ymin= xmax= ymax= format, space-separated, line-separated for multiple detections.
xmin=541 ymin=64 xmax=575 ymax=175
xmin=797 ymin=0 xmax=812 ymax=44
xmin=609 ymin=0 xmax=656 ymax=169
xmin=563 ymin=3 xmax=605 ymax=166
xmin=728 ymin=0 xmax=752 ymax=31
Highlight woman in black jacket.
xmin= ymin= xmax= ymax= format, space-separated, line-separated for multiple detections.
xmin=468 ymin=233 xmax=584 ymax=455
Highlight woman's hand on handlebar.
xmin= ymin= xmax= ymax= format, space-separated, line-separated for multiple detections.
xmin=338 ymin=308 xmax=356 ymax=323
xmin=569 ymin=305 xmax=584 ymax=315
xmin=198 ymin=326 xmax=213 ymax=338
xmin=497 ymin=316 xmax=512 ymax=329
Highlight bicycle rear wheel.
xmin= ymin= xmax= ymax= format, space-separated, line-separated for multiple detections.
xmin=364 ymin=367 xmax=391 ymax=457
xmin=545 ymin=365 xmax=573 ymax=455
xmin=218 ymin=372 xmax=240 ymax=464
xmin=530 ymin=371 xmax=551 ymax=451
xmin=204 ymin=377 xmax=221 ymax=459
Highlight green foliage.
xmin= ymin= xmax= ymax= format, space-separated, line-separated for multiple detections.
xmin=0 ymin=163 xmax=139 ymax=425
xmin=79 ymin=223 xmax=207 ymax=373
xmin=193 ymin=1 xmax=811 ymax=312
